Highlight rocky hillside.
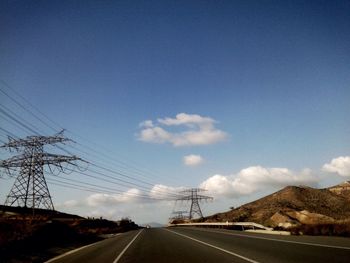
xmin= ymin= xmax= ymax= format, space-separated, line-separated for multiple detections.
xmin=327 ymin=181 xmax=350 ymax=199
xmin=205 ymin=182 xmax=350 ymax=228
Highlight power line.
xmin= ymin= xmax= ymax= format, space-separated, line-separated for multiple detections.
xmin=0 ymin=89 xmax=174 ymax=187
xmin=0 ymin=81 xmax=187 ymax=201
xmin=0 ymin=80 xmax=61 ymax=132
xmin=0 ymin=124 xmax=181 ymax=200
xmin=0 ymin=127 xmax=20 ymax=139
xmin=57 ymin=166 xmax=181 ymax=199
xmin=0 ymin=111 xmax=181 ymax=197
xmin=58 ymin=142 xmax=157 ymax=184
xmin=65 ymin=129 xmax=169 ymax=183
xmin=1 ymin=80 xmax=168 ymax=184
xmin=0 ymin=103 xmax=47 ymax=136
xmin=0 ymin=107 xmax=40 ymax=135
xmin=0 ymin=107 xmax=183 ymax=199
xmin=46 ymin=175 xmax=159 ymax=200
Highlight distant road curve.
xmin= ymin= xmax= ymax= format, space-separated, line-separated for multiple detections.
xmin=46 ymin=227 xmax=350 ymax=263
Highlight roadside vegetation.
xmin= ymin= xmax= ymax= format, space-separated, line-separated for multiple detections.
xmin=288 ymin=221 xmax=350 ymax=237
xmin=0 ymin=208 xmax=139 ymax=263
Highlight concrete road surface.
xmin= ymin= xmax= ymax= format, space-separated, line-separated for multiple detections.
xmin=46 ymin=227 xmax=350 ymax=263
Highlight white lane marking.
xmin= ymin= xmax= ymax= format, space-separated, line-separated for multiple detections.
xmin=113 ymin=229 xmax=144 ymax=263
xmin=187 ymin=228 xmax=350 ymax=250
xmin=164 ymin=228 xmax=260 ymax=263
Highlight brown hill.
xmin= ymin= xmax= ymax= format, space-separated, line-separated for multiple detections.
xmin=327 ymin=181 xmax=350 ymax=199
xmin=205 ymin=182 xmax=350 ymax=228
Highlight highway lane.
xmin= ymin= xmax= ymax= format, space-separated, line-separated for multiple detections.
xmin=46 ymin=227 xmax=350 ymax=263
xmin=46 ymin=230 xmax=142 ymax=263
xmin=118 ymin=227 xmax=247 ymax=263
xmin=168 ymin=227 xmax=350 ymax=263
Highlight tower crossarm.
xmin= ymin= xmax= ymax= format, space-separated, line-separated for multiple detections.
xmin=180 ymin=188 xmax=206 ymax=194
xmin=0 ymin=155 xmax=27 ymax=168
xmin=176 ymin=196 xmax=192 ymax=201
xmin=176 ymin=195 xmax=213 ymax=201
xmin=196 ymin=195 xmax=213 ymax=201
xmin=0 ymin=154 xmax=80 ymax=168
xmin=0 ymin=130 xmax=71 ymax=149
xmin=41 ymin=153 xmax=81 ymax=165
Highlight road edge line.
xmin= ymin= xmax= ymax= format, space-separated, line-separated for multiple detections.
xmin=189 ymin=227 xmax=350 ymax=250
xmin=113 ymin=229 xmax=144 ymax=263
xmin=45 ymin=237 xmax=112 ymax=263
xmin=164 ymin=228 xmax=260 ymax=263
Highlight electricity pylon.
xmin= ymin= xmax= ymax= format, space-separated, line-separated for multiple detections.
xmin=0 ymin=131 xmax=80 ymax=210
xmin=170 ymin=210 xmax=188 ymax=220
xmin=176 ymin=188 xmax=213 ymax=219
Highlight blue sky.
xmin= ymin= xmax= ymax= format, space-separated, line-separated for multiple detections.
xmin=0 ymin=0 xmax=350 ymax=224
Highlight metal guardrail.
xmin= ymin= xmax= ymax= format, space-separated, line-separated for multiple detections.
xmin=168 ymin=221 xmax=273 ymax=231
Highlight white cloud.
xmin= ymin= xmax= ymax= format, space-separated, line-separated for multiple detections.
xmin=200 ymin=166 xmax=318 ymax=198
xmin=322 ymin=156 xmax=350 ymax=177
xmin=158 ymin=113 xmax=214 ymax=129
xmin=55 ymin=199 xmax=82 ymax=210
xmin=54 ymin=186 xmax=188 ymax=222
xmin=183 ymin=154 xmax=204 ymax=166
xmin=62 ymin=200 xmax=80 ymax=208
xmin=88 ymin=207 xmax=124 ymax=220
xmin=138 ymin=126 xmax=172 ymax=144
xmin=137 ymin=113 xmax=228 ymax=147
xmin=86 ymin=188 xmax=142 ymax=207
xmin=149 ymin=184 xmax=185 ymax=200
xmin=139 ymin=120 xmax=154 ymax=128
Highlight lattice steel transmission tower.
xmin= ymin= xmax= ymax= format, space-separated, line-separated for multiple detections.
xmin=176 ymin=188 xmax=213 ymax=219
xmin=169 ymin=210 xmax=188 ymax=221
xmin=0 ymin=131 xmax=80 ymax=210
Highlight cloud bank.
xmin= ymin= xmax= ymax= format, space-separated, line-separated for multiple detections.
xmin=138 ymin=113 xmax=228 ymax=147
xmin=58 ymin=155 xmax=350 ymax=220
xmin=149 ymin=184 xmax=184 ymax=199
xmin=86 ymin=188 xmax=142 ymax=207
xmin=200 ymin=166 xmax=318 ymax=198
xmin=322 ymin=156 xmax=350 ymax=177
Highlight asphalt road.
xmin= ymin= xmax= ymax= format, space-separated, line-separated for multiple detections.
xmin=46 ymin=227 xmax=350 ymax=263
